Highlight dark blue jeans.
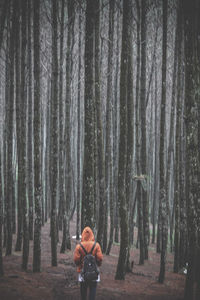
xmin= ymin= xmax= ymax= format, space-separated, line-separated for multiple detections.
xmin=80 ymin=281 xmax=97 ymax=300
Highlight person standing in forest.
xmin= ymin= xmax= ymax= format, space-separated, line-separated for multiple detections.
xmin=74 ymin=227 xmax=103 ymax=300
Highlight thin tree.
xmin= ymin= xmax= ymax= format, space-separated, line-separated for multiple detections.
xmin=6 ymin=0 xmax=16 ymax=256
xmin=135 ymin=0 xmax=145 ymax=265
xmin=61 ymin=0 xmax=75 ymax=253
xmin=152 ymin=63 xmax=158 ymax=245
xmin=76 ymin=4 xmax=83 ymax=241
xmin=103 ymin=0 xmax=115 ymax=253
xmin=113 ymin=6 xmax=120 ymax=244
xmin=95 ymin=0 xmax=106 ymax=249
xmin=21 ymin=0 xmax=29 ymax=271
xmin=140 ymin=0 xmax=149 ymax=260
xmin=158 ymin=0 xmax=168 ymax=284
xmin=126 ymin=3 xmax=134 ymax=270
xmin=115 ymin=0 xmax=130 ymax=280
xmin=57 ymin=0 xmax=65 ymax=231
xmin=27 ymin=0 xmax=34 ymax=241
xmin=33 ymin=0 xmax=42 ymax=273
xmin=15 ymin=0 xmax=23 ymax=252
xmin=50 ymin=0 xmax=59 ymax=266
xmin=106 ymin=2 xmax=115 ymax=257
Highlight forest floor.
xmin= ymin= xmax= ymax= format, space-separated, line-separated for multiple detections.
xmin=0 ymin=218 xmax=185 ymax=300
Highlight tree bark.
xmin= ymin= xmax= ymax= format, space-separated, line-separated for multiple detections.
xmin=6 ymin=0 xmax=16 ymax=256
xmin=21 ymin=0 xmax=29 ymax=271
xmin=33 ymin=0 xmax=42 ymax=273
xmin=58 ymin=0 xmax=65 ymax=232
xmin=158 ymin=0 xmax=168 ymax=284
xmin=81 ymin=0 xmax=95 ymax=231
xmin=27 ymin=0 xmax=34 ymax=241
xmin=115 ymin=0 xmax=130 ymax=280
xmin=76 ymin=5 xmax=83 ymax=241
xmin=0 ymin=0 xmax=8 ymax=50
xmin=50 ymin=0 xmax=59 ymax=265
xmin=104 ymin=0 xmax=115 ymax=254
xmin=183 ymin=0 xmax=200 ymax=298
xmin=140 ymin=0 xmax=149 ymax=260
xmin=0 ymin=154 xmax=3 ymax=276
xmin=15 ymin=0 xmax=23 ymax=252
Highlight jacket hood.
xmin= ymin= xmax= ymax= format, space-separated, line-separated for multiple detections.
xmin=81 ymin=226 xmax=95 ymax=242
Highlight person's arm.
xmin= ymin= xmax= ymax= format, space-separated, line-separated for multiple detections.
xmin=95 ymin=243 xmax=103 ymax=266
xmin=74 ymin=244 xmax=82 ymax=266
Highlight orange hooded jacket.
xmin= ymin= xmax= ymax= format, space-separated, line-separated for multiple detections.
xmin=73 ymin=227 xmax=103 ymax=273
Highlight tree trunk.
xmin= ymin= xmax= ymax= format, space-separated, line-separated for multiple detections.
xmin=103 ymin=0 xmax=115 ymax=254
xmin=173 ymin=1 xmax=182 ymax=273
xmin=15 ymin=1 xmax=23 ymax=252
xmin=81 ymin=0 xmax=95 ymax=231
xmin=158 ymin=0 xmax=168 ymax=284
xmin=76 ymin=5 xmax=83 ymax=241
xmin=135 ymin=0 xmax=144 ymax=265
xmin=183 ymin=0 xmax=200 ymax=298
xmin=113 ymin=7 xmax=120 ymax=244
xmin=50 ymin=0 xmax=59 ymax=266
xmin=57 ymin=0 xmax=65 ymax=232
xmin=0 ymin=154 xmax=3 ymax=276
xmin=140 ymin=0 xmax=149 ymax=261
xmin=0 ymin=0 xmax=8 ymax=50
xmin=6 ymin=0 xmax=15 ymax=256
xmin=27 ymin=0 xmax=34 ymax=241
xmin=21 ymin=0 xmax=29 ymax=271
xmin=152 ymin=65 xmax=158 ymax=245
xmin=126 ymin=5 xmax=134 ymax=270
xmin=33 ymin=0 xmax=42 ymax=273
xmin=95 ymin=0 xmax=106 ymax=248
xmin=115 ymin=0 xmax=130 ymax=280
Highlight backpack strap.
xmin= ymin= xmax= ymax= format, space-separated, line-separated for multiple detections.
xmin=80 ymin=243 xmax=88 ymax=255
xmin=80 ymin=241 xmax=96 ymax=255
xmin=89 ymin=242 xmax=96 ymax=255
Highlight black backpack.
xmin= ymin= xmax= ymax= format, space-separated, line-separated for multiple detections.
xmin=80 ymin=242 xmax=99 ymax=282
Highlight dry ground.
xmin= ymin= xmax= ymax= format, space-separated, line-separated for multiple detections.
xmin=0 ymin=218 xmax=185 ymax=300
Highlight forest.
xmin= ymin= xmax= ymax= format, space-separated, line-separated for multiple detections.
xmin=0 ymin=0 xmax=200 ymax=299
